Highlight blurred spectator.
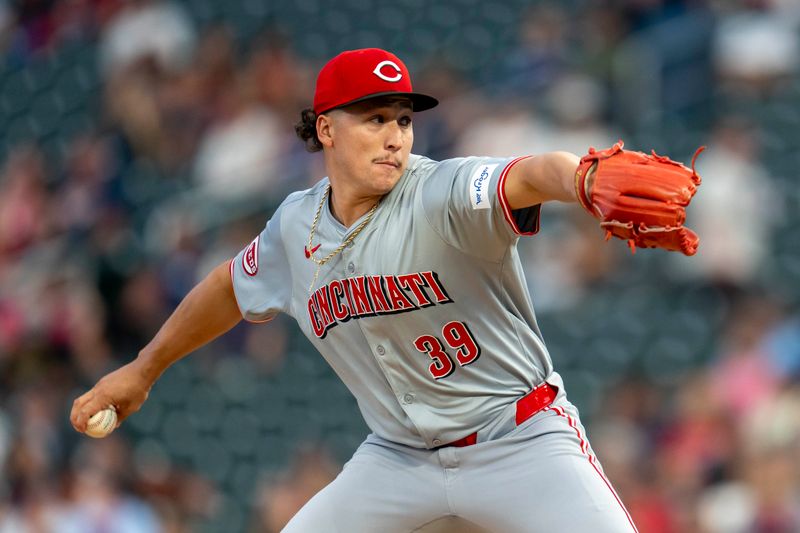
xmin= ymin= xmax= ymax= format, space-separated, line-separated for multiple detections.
xmin=672 ymin=118 xmax=780 ymax=286
xmin=700 ymin=443 xmax=800 ymax=532
xmin=591 ymin=379 xmax=678 ymax=533
xmin=764 ymin=314 xmax=800 ymax=380
xmin=54 ymin=133 xmax=117 ymax=236
xmin=192 ymin=80 xmax=285 ymax=200
xmin=518 ymin=211 xmax=618 ymax=312
xmin=0 ymin=393 xmax=161 ymax=532
xmin=492 ymin=3 xmax=570 ymax=100
xmin=615 ymin=2 xmax=715 ymax=139
xmin=57 ymin=279 xmax=115 ymax=381
xmin=726 ymin=380 xmax=800 ymax=532
xmin=714 ymin=7 xmax=799 ymax=93
xmin=656 ymin=374 xmax=737 ymax=498
xmin=0 ymin=145 xmax=51 ymax=259
xmin=60 ymin=469 xmax=161 ymax=532
xmin=104 ymin=60 xmax=169 ymax=169
xmin=575 ymin=4 xmax=628 ymax=96
xmin=746 ymin=446 xmax=800 ymax=531
xmin=539 ymin=71 xmax=618 ymax=155
xmin=190 ymin=31 xmax=314 ymax=200
xmin=454 ymin=72 xmax=616 ymax=158
xmin=455 ymin=105 xmax=548 ymax=158
xmin=99 ymin=0 xmax=195 ymax=76
xmin=709 ymin=295 xmax=783 ymax=420
xmin=743 ymin=384 xmax=800 ymax=457
xmin=408 ymin=58 xmax=472 ymax=161
xmin=250 ymin=447 xmax=338 ymax=533
xmin=152 ymin=25 xmax=237 ymax=172
xmin=246 ymin=30 xmax=311 ymax=124
xmin=698 ymin=480 xmax=758 ymax=533
xmin=191 ymin=24 xmax=237 ymax=109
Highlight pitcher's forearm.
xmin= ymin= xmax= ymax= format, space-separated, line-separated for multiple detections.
xmin=505 ymin=152 xmax=581 ymax=209
xmin=534 ymin=151 xmax=582 ymax=204
xmin=136 ymin=260 xmax=242 ymax=382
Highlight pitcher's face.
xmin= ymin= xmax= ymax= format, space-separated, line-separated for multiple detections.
xmin=318 ymin=97 xmax=414 ymax=196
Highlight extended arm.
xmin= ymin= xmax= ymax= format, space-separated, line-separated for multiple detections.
xmin=501 ymin=151 xmax=584 ymax=209
xmin=501 ymin=143 xmax=703 ymax=255
xmin=70 ymin=259 xmax=243 ymax=433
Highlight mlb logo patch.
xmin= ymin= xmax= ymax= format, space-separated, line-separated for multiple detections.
xmin=469 ymin=164 xmax=497 ymax=210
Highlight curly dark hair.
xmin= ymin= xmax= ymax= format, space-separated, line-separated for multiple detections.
xmin=294 ymin=108 xmax=323 ymax=153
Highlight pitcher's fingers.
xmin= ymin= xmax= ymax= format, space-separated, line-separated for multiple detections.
xmin=70 ymin=391 xmax=94 ymax=430
xmin=73 ymin=395 xmax=106 ymax=432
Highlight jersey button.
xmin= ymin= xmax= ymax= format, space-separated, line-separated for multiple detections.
xmin=376 ymin=345 xmax=385 ymax=356
xmin=432 ymin=439 xmax=442 ymax=447
xmin=347 ymin=262 xmax=355 ymax=274
xmin=402 ymin=393 xmax=415 ymax=405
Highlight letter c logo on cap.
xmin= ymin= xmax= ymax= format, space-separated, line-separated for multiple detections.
xmin=373 ymin=60 xmax=402 ymax=82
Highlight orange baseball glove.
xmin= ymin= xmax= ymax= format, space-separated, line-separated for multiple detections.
xmin=575 ymin=141 xmax=704 ymax=256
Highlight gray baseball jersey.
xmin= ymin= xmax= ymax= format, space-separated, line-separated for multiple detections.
xmin=230 ymin=153 xmax=638 ymax=532
xmin=230 ymin=154 xmax=566 ymax=449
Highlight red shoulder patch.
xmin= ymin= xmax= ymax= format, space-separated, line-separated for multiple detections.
xmin=242 ymin=236 xmax=259 ymax=276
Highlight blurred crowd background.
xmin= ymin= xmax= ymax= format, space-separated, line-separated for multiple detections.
xmin=1 ymin=0 xmax=800 ymax=531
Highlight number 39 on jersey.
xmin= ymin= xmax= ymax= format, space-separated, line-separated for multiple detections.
xmin=414 ymin=321 xmax=481 ymax=380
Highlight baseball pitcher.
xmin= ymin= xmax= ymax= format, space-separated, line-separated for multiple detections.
xmin=71 ymin=48 xmax=703 ymax=532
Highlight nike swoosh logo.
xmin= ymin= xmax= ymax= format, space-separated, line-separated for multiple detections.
xmin=304 ymin=243 xmax=322 ymax=258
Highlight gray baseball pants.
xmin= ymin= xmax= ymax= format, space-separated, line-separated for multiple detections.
xmin=282 ymin=399 xmax=638 ymax=532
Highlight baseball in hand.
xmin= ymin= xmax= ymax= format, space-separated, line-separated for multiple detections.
xmin=85 ymin=407 xmax=118 ymax=438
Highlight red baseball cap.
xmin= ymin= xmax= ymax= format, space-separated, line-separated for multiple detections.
xmin=313 ymin=48 xmax=438 ymax=115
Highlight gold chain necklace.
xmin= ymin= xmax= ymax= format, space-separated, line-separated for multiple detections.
xmin=307 ymin=184 xmax=379 ymax=292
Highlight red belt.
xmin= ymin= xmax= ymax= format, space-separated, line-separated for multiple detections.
xmin=443 ymin=382 xmax=557 ymax=448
